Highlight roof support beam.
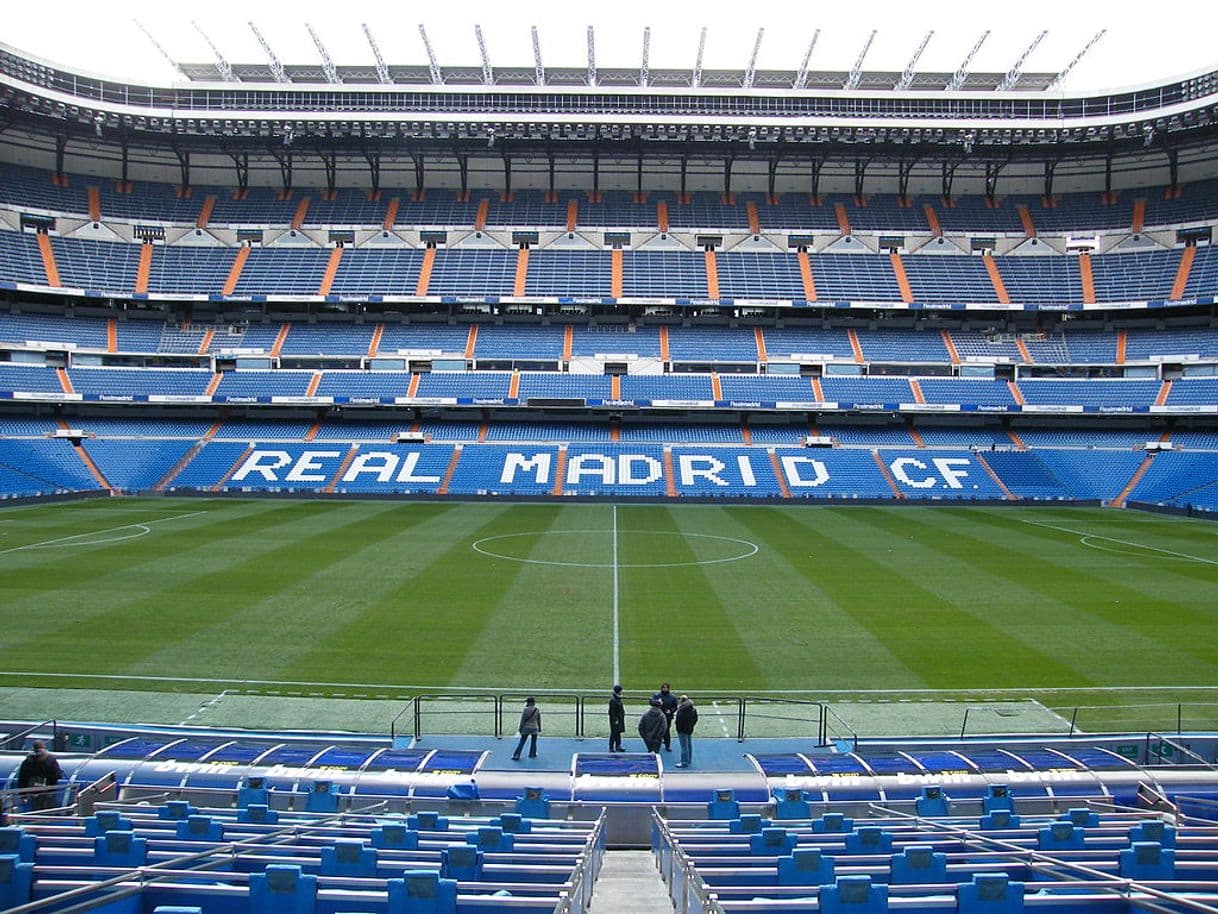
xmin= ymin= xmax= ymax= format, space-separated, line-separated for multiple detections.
xmin=174 ymin=147 xmax=191 ymax=189
xmin=317 ymin=145 xmax=337 ymax=195
xmin=998 ymin=31 xmax=1048 ymax=92
xmin=810 ymin=157 xmax=824 ymax=201
xmin=941 ymin=159 xmax=961 ymax=201
xmin=531 ymin=25 xmax=545 ymax=86
xmin=1043 ymin=159 xmax=1058 ymax=199
xmin=192 ymin=21 xmax=235 ymax=82
xmin=587 ymin=26 xmax=596 ymax=87
xmin=793 ymin=30 xmax=819 ymax=90
xmin=361 ymin=23 xmax=391 ymax=84
xmin=743 ymin=28 xmax=764 ymax=90
xmin=946 ymin=31 xmax=989 ymax=91
xmin=453 ymin=150 xmax=466 ymax=197
xmin=897 ymin=157 xmax=919 ymax=201
xmin=843 ymin=30 xmax=877 ymax=91
xmin=640 ymin=27 xmax=651 ymax=88
xmin=248 ymin=21 xmax=288 ymax=83
xmin=692 ymin=27 xmax=707 ymax=89
xmin=895 ymin=31 xmax=933 ymax=91
xmin=410 ymin=150 xmax=425 ymax=198
xmin=475 ymin=25 xmax=493 ymax=86
xmin=362 ymin=146 xmax=381 ymax=197
xmin=305 ymin=24 xmax=340 ymax=84
xmin=854 ymin=156 xmax=870 ymax=199
xmin=418 ymin=24 xmax=442 ymax=85
xmin=985 ymin=160 xmax=1006 ymax=201
xmin=133 ymin=21 xmax=188 ymax=79
xmin=270 ymin=147 xmax=292 ymax=193
xmin=225 ymin=149 xmax=248 ymax=194
xmin=1047 ymin=30 xmax=1106 ymax=91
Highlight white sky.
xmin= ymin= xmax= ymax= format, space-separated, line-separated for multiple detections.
xmin=4 ymin=0 xmax=1212 ymax=94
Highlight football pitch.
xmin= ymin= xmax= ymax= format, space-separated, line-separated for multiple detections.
xmin=1 ymin=496 xmax=1216 ymax=737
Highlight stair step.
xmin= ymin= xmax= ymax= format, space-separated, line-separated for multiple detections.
xmin=589 ymin=850 xmax=675 ymax=914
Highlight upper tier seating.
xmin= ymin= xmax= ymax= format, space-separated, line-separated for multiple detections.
xmin=717 ymin=252 xmax=806 ymax=301
xmin=428 ymin=250 xmax=516 ymax=297
xmin=329 ymin=249 xmax=424 ymax=296
xmin=0 ymin=229 xmax=1212 ymax=309
xmin=622 ymin=252 xmax=708 ymax=298
xmin=9 ymin=162 xmax=1218 ymax=233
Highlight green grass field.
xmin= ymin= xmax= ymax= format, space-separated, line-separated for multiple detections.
xmin=1 ymin=496 xmax=1216 ymax=736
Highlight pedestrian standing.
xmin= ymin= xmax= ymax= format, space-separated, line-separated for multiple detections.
xmin=638 ymin=698 xmax=668 ymax=754
xmin=653 ymin=682 xmax=678 ymax=751
xmin=608 ymin=685 xmax=626 ymax=752
xmin=511 ymin=697 xmax=541 ymax=761
xmin=18 ymin=739 xmax=63 ymax=811
xmin=674 ymin=694 xmax=698 ymax=768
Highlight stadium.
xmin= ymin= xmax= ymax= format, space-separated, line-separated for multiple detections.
xmin=1 ymin=13 xmax=1218 ymax=914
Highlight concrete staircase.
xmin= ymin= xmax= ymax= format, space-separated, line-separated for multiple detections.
xmin=589 ymin=850 xmax=675 ymax=913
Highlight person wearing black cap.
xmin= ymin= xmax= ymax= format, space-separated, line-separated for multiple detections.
xmin=652 ymin=682 xmax=678 ymax=751
xmin=608 ymin=685 xmax=625 ymax=752
xmin=18 ymin=740 xmax=63 ymax=811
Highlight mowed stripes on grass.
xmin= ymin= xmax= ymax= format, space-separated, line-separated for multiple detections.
xmin=0 ymin=498 xmax=1216 ymax=708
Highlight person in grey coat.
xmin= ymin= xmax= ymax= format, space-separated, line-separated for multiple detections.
xmin=511 ymin=697 xmax=541 ymax=760
xmin=638 ymin=698 xmax=668 ymax=753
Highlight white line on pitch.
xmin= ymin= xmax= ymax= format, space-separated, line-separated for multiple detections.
xmin=3 ymin=669 xmax=1217 ymax=697
xmin=0 ymin=511 xmax=208 ymax=556
xmin=179 ymin=689 xmax=230 ymax=725
xmin=612 ymin=504 xmax=621 ymax=685
xmin=1020 ymin=518 xmax=1218 ymax=566
xmin=1030 ymin=699 xmax=1077 ymax=729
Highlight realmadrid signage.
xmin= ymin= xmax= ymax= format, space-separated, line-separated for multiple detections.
xmin=227 ymin=448 xmax=986 ymax=494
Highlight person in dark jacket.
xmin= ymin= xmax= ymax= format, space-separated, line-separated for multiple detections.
xmin=674 ymin=695 xmax=699 ymax=768
xmin=638 ymin=699 xmax=668 ymax=754
xmin=608 ymin=685 xmax=626 ymax=752
xmin=511 ymin=697 xmax=541 ymax=760
xmin=652 ymin=682 xmax=678 ymax=751
xmin=18 ymin=740 xmax=63 ymax=811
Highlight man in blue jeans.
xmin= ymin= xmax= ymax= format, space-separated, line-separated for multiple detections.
xmin=674 ymin=695 xmax=698 ymax=768
xmin=511 ymin=697 xmax=541 ymax=760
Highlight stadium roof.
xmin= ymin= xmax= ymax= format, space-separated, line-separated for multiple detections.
xmin=4 ymin=2 xmax=1214 ymax=96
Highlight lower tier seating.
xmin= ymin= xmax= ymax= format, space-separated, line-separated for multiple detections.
xmin=0 ymin=426 xmax=1213 ymax=511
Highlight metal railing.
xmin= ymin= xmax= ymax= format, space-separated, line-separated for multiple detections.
xmin=390 ymin=689 xmax=830 ymax=744
xmin=0 ymin=718 xmax=58 ymax=751
xmin=1145 ymin=732 xmax=1218 ymax=769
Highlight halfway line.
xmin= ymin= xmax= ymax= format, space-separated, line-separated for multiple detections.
xmin=612 ymin=504 xmax=621 ymax=685
xmin=0 ymin=511 xmax=208 ymax=556
xmin=1020 ymin=518 xmax=1218 ymax=566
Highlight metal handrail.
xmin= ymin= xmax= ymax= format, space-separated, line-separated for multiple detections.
xmin=0 ymin=801 xmax=393 ymax=914
xmin=1145 ymin=731 xmax=1218 ymax=769
xmin=0 ymin=719 xmax=58 ymax=751
xmin=388 ymin=696 xmax=415 ymax=742
xmin=820 ymin=703 xmax=858 ymax=750
xmin=410 ymin=692 xmax=499 ymax=741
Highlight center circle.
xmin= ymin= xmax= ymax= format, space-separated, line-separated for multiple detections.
xmin=471 ymin=529 xmax=760 ymax=568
